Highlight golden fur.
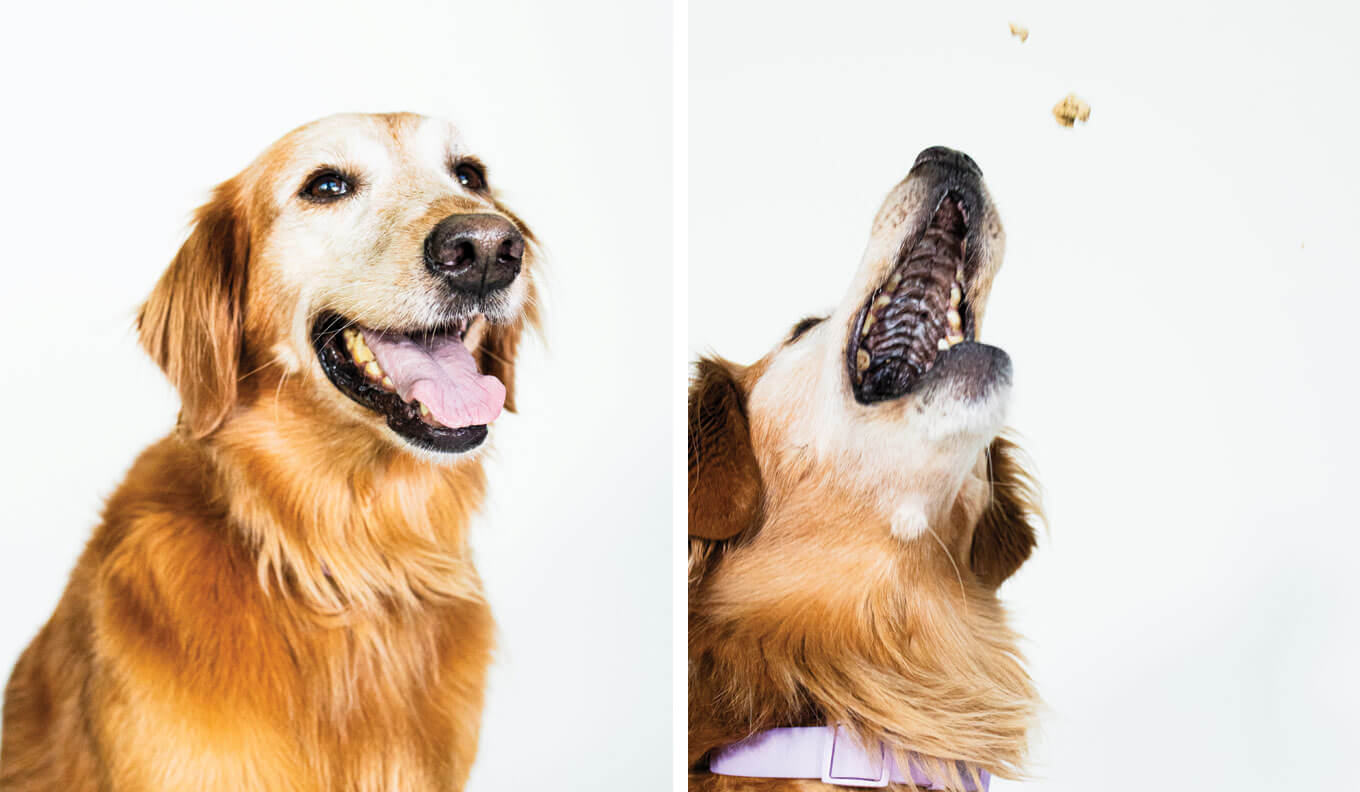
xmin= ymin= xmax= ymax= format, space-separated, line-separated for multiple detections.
xmin=689 ymin=153 xmax=1041 ymax=791
xmin=1 ymin=113 xmax=538 ymax=791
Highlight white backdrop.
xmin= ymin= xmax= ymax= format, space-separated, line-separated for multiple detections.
xmin=690 ymin=0 xmax=1359 ymax=788
xmin=0 ymin=0 xmax=671 ymax=788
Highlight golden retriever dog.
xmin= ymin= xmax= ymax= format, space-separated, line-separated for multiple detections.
xmin=689 ymin=147 xmax=1040 ymax=791
xmin=1 ymin=112 xmax=537 ymax=791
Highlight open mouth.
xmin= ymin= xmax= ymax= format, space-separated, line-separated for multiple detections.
xmin=848 ymin=192 xmax=980 ymax=403
xmin=310 ymin=313 xmax=506 ymax=454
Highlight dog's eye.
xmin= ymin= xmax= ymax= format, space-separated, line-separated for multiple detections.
xmin=302 ymin=171 xmax=353 ymax=202
xmin=787 ymin=316 xmax=825 ymax=343
xmin=454 ymin=162 xmax=487 ymax=191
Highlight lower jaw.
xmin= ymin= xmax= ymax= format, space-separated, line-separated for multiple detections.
xmin=903 ymin=341 xmax=1012 ymax=404
xmin=386 ymin=420 xmax=488 ymax=455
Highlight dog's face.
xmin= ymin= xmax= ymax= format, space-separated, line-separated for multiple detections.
xmin=139 ymin=113 xmax=537 ymax=458
xmin=690 ymin=147 xmax=1033 ymax=585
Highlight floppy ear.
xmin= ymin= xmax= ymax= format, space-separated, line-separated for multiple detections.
xmin=969 ymin=435 xmax=1042 ymax=588
xmin=688 ymin=358 xmax=762 ymax=541
xmin=137 ymin=182 xmax=249 ymax=439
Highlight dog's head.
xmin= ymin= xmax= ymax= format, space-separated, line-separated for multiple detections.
xmin=138 ymin=112 xmax=537 ymax=458
xmin=690 ymin=147 xmax=1036 ymax=587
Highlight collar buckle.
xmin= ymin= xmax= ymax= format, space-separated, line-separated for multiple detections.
xmin=820 ymin=724 xmax=891 ymax=788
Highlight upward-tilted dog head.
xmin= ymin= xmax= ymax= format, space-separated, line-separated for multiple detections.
xmin=138 ymin=113 xmax=537 ymax=458
xmin=688 ymin=148 xmax=1042 ymax=783
xmin=690 ymin=145 xmax=1036 ymax=588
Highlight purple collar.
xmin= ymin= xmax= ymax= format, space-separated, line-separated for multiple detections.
xmin=708 ymin=725 xmax=990 ymax=790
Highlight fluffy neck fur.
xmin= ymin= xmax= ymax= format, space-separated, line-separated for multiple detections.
xmin=689 ymin=480 xmax=1035 ymax=785
xmin=204 ymin=376 xmax=489 ymax=622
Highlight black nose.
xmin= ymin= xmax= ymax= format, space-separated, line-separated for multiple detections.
xmin=424 ymin=214 xmax=524 ymax=297
xmin=912 ymin=146 xmax=983 ymax=178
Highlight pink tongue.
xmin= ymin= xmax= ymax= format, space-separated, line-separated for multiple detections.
xmin=361 ymin=329 xmax=505 ymax=429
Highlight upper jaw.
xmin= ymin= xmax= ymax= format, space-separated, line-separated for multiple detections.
xmin=845 ymin=150 xmax=1007 ymax=406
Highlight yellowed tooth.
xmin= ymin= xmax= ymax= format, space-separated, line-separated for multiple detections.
xmin=363 ymin=361 xmax=383 ymax=381
xmin=418 ymin=402 xmax=431 ymax=417
xmin=947 ymin=333 xmax=964 ymax=345
xmin=950 ymin=283 xmax=962 ymax=307
xmin=343 ymin=328 xmax=377 ymax=365
xmin=861 ymin=313 xmax=876 ymax=335
xmin=381 ymin=375 xmax=395 ymax=392
xmin=938 ymin=338 xmax=951 ymax=351
xmin=856 ymin=349 xmax=871 ymax=372
xmin=947 ymin=309 xmax=962 ymax=331
xmin=956 ymin=266 xmax=965 ymax=282
xmin=886 ymin=272 xmax=902 ymax=291
xmin=873 ymin=293 xmax=892 ymax=310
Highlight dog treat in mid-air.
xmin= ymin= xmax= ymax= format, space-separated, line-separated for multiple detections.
xmin=1052 ymin=93 xmax=1091 ymax=127
xmin=1008 ymin=22 xmax=1029 ymax=43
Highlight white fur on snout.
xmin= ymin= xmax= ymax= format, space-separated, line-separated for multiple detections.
xmin=249 ymin=114 xmax=519 ymax=339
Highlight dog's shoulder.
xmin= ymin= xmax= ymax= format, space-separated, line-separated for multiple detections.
xmin=82 ymin=436 xmax=272 ymax=681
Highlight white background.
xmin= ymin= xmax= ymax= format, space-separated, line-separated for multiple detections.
xmin=691 ymin=1 xmax=1359 ymax=789
xmin=0 ymin=0 xmax=671 ymax=788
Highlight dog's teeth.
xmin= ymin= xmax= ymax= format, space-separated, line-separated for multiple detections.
xmin=950 ymin=283 xmax=962 ymax=307
xmin=886 ymin=272 xmax=902 ymax=291
xmin=861 ymin=313 xmax=875 ymax=336
xmin=363 ymin=361 xmax=384 ymax=382
xmin=873 ymin=293 xmax=892 ymax=310
xmin=938 ymin=338 xmax=951 ymax=351
xmin=380 ymin=375 xmax=396 ymax=392
xmin=344 ymin=329 xmax=377 ymax=365
xmin=947 ymin=333 xmax=964 ymax=346
xmin=947 ymin=309 xmax=962 ymax=332
xmin=417 ymin=401 xmax=445 ymax=427
xmin=856 ymin=349 xmax=871 ymax=372
xmin=956 ymin=266 xmax=965 ymax=282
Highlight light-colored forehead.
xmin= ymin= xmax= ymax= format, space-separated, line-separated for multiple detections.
xmin=252 ymin=113 xmax=470 ymax=202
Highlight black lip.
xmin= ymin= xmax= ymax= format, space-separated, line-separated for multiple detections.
xmin=913 ymin=341 xmax=1012 ymax=405
xmin=310 ymin=313 xmax=487 ymax=454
